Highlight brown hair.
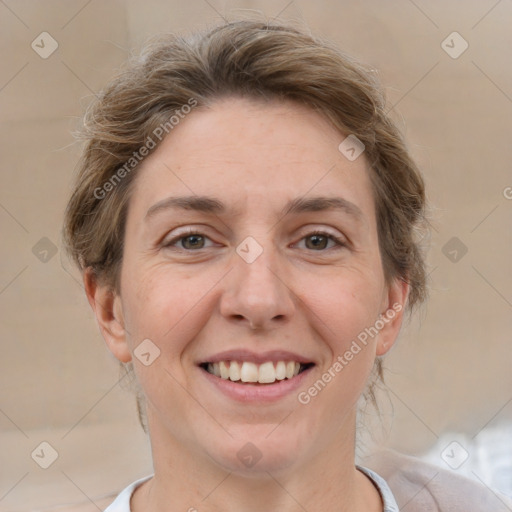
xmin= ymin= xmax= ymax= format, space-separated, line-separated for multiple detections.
xmin=63 ymin=19 xmax=428 ymax=428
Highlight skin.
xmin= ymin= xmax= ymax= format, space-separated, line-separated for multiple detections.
xmin=85 ymin=97 xmax=408 ymax=512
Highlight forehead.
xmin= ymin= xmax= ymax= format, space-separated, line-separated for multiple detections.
xmin=129 ymin=97 xmax=375 ymax=221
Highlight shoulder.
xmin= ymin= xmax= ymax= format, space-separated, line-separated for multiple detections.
xmin=364 ymin=449 xmax=512 ymax=512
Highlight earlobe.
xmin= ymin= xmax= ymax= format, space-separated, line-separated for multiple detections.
xmin=375 ymin=279 xmax=409 ymax=356
xmin=83 ymin=268 xmax=132 ymax=363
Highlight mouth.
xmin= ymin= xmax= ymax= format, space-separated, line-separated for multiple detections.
xmin=199 ymin=360 xmax=315 ymax=385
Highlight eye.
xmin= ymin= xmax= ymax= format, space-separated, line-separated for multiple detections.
xmin=163 ymin=229 xmax=215 ymax=250
xmin=296 ymin=230 xmax=345 ymax=251
xmin=162 ymin=228 xmax=345 ymax=252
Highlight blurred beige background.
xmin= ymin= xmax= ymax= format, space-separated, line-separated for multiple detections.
xmin=1 ymin=0 xmax=511 ymax=510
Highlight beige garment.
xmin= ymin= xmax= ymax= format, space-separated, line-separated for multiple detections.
xmin=365 ymin=450 xmax=512 ymax=511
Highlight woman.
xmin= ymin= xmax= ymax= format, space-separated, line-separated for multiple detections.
xmin=63 ymin=19 xmax=510 ymax=512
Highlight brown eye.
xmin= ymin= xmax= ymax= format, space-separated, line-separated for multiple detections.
xmin=163 ymin=230 xmax=215 ymax=250
xmin=298 ymin=231 xmax=343 ymax=251
xmin=180 ymin=234 xmax=205 ymax=249
xmin=305 ymin=234 xmax=330 ymax=250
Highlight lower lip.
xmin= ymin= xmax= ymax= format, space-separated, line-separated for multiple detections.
xmin=199 ymin=366 xmax=314 ymax=403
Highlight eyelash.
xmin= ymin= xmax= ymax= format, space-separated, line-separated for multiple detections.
xmin=162 ymin=228 xmax=346 ymax=252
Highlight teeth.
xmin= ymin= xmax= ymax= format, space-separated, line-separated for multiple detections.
xmin=219 ymin=361 xmax=230 ymax=379
xmin=240 ymin=362 xmax=259 ymax=382
xmin=275 ymin=361 xmax=286 ymax=380
xmin=229 ymin=361 xmax=241 ymax=381
xmin=258 ymin=362 xmax=276 ymax=384
xmin=205 ymin=360 xmax=306 ymax=383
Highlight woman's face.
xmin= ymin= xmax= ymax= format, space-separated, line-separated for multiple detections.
xmin=95 ymin=97 xmax=406 ymax=475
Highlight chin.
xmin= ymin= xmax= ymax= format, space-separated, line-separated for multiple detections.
xmin=205 ymin=427 xmax=308 ymax=476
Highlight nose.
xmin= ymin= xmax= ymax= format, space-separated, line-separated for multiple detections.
xmin=219 ymin=244 xmax=295 ymax=331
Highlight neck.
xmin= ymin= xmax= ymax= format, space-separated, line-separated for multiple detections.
xmin=132 ymin=410 xmax=382 ymax=512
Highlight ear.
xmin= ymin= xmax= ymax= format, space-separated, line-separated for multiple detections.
xmin=83 ymin=267 xmax=132 ymax=363
xmin=375 ymin=278 xmax=409 ymax=356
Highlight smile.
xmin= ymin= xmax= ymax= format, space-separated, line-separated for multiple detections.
xmin=201 ymin=360 xmax=314 ymax=384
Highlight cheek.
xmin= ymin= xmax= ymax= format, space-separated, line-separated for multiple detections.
xmin=299 ymin=282 xmax=379 ymax=419
xmin=298 ymin=267 xmax=384 ymax=399
xmin=306 ymin=265 xmax=385 ymax=340
xmin=120 ymin=268 xmax=211 ymax=403
xmin=121 ymin=264 xmax=216 ymax=352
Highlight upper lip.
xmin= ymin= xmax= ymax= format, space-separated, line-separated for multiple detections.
xmin=197 ymin=349 xmax=315 ymax=365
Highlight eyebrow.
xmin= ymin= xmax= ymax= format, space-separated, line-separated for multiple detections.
xmin=145 ymin=195 xmax=364 ymax=222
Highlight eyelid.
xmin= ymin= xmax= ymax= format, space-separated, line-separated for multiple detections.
xmin=161 ymin=226 xmax=217 ymax=249
xmin=293 ymin=229 xmax=347 ymax=250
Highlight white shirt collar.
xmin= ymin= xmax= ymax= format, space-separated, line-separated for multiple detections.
xmin=104 ymin=467 xmax=399 ymax=512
